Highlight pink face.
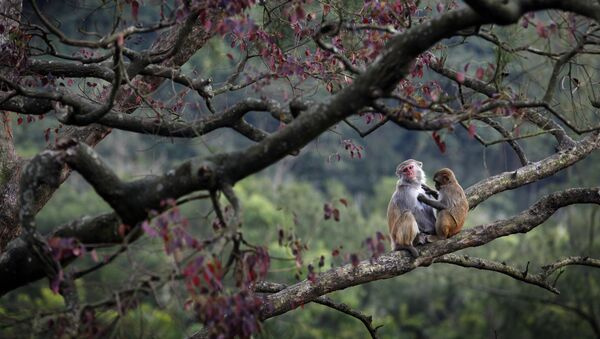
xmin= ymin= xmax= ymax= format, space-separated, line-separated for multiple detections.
xmin=400 ymin=163 xmax=416 ymax=179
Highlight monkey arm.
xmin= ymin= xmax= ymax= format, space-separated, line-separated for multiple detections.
xmin=418 ymin=194 xmax=446 ymax=210
xmin=421 ymin=184 xmax=439 ymax=199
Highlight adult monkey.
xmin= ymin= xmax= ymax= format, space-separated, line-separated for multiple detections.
xmin=387 ymin=159 xmax=436 ymax=256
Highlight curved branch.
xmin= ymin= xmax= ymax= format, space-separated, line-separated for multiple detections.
xmin=58 ymin=43 xmax=123 ymax=125
xmin=429 ymin=62 xmax=576 ymax=149
xmin=255 ymin=281 xmax=381 ymax=339
xmin=463 ymin=0 xmax=522 ymax=24
xmin=420 ymin=254 xmax=598 ymax=299
xmin=258 ymin=187 xmax=600 ymax=320
xmin=478 ymin=117 xmax=529 ymax=165
xmin=0 ymin=95 xmax=276 ymax=140
xmin=30 ymin=0 xmax=174 ymax=49
xmin=465 ymin=132 xmax=600 ymax=209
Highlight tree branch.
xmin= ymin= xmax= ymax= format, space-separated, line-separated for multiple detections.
xmin=258 ymin=187 xmax=600 ymax=320
xmin=255 ymin=281 xmax=381 ymax=339
xmin=465 ymin=132 xmax=600 ymax=209
xmin=433 ymin=254 xmax=587 ymax=294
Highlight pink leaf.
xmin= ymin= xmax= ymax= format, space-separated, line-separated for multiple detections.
xmin=432 ymin=131 xmax=446 ymax=153
xmin=90 ymin=249 xmax=99 ymax=262
xmin=456 ymin=72 xmax=465 ymax=84
xmin=536 ymin=21 xmax=549 ymax=38
xmin=50 ymin=270 xmax=64 ymax=294
xmin=468 ymin=124 xmax=476 ymax=138
xmin=339 ymin=198 xmax=348 ymax=207
xmin=131 ymin=1 xmax=139 ymax=21
xmin=142 ymin=221 xmax=159 ymax=237
xmin=476 ymin=67 xmax=484 ymax=80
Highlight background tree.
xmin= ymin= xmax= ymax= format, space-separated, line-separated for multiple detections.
xmin=0 ymin=0 xmax=600 ymax=338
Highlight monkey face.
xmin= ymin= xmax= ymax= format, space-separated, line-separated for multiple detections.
xmin=433 ymin=169 xmax=455 ymax=189
xmin=433 ymin=176 xmax=443 ymax=190
xmin=399 ymin=163 xmax=416 ymax=179
xmin=395 ymin=159 xmax=424 ymax=184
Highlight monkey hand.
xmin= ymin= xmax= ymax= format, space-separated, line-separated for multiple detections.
xmin=421 ymin=184 xmax=439 ymax=199
xmin=418 ymin=194 xmax=445 ymax=210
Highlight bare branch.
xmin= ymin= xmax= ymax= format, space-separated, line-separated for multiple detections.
xmin=255 ymin=281 xmax=381 ymax=339
xmin=434 ymin=254 xmax=561 ymax=294
xmin=258 ymin=187 xmax=600 ymax=320
xmin=466 ymin=132 xmax=600 ymax=209
xmin=29 ymin=0 xmax=174 ymax=49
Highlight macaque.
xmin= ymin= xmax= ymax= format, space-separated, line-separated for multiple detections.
xmin=387 ymin=159 xmax=436 ymax=256
xmin=418 ymin=168 xmax=468 ymax=241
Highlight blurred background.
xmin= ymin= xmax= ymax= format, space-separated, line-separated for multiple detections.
xmin=1 ymin=1 xmax=599 ymax=338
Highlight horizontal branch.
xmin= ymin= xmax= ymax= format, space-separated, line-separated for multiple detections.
xmin=258 ymin=187 xmax=600 ymax=320
xmin=434 ymin=254 xmax=581 ymax=293
xmin=0 ymin=213 xmax=120 ymax=296
xmin=255 ymin=281 xmax=380 ymax=339
xmin=0 ymin=95 xmax=276 ymax=139
xmin=465 ymin=132 xmax=600 ymax=209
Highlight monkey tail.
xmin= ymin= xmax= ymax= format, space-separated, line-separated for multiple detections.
xmin=394 ymin=244 xmax=419 ymax=257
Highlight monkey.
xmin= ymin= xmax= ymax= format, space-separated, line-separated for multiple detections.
xmin=387 ymin=159 xmax=437 ymax=256
xmin=417 ymin=168 xmax=468 ymax=241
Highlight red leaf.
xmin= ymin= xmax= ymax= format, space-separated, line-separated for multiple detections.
xmin=475 ymin=67 xmax=484 ymax=80
xmin=323 ymin=203 xmax=332 ymax=220
xmin=131 ymin=1 xmax=139 ymax=21
xmin=17 ymin=116 xmax=23 ymax=125
xmin=332 ymin=208 xmax=340 ymax=222
xmin=468 ymin=124 xmax=476 ymax=138
xmin=117 ymin=34 xmax=124 ymax=47
xmin=118 ymin=224 xmax=128 ymax=237
xmin=50 ymin=270 xmax=64 ymax=294
xmin=350 ymin=254 xmax=359 ymax=267
xmin=90 ymin=249 xmax=99 ymax=262
xmin=432 ymin=131 xmax=446 ymax=153
xmin=536 ymin=21 xmax=549 ymax=38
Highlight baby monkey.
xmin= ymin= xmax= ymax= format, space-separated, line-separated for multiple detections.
xmin=418 ymin=168 xmax=468 ymax=241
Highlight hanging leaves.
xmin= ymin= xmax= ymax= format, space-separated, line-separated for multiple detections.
xmin=432 ymin=131 xmax=446 ymax=153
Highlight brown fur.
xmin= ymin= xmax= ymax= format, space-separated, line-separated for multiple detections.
xmin=419 ymin=168 xmax=468 ymax=241
xmin=387 ymin=203 xmax=419 ymax=256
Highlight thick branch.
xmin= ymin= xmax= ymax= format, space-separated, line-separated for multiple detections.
xmin=258 ymin=187 xmax=600 ymax=320
xmin=466 ymin=132 xmax=600 ymax=209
